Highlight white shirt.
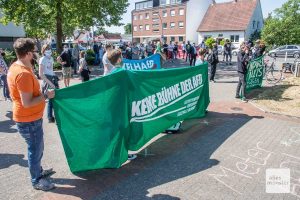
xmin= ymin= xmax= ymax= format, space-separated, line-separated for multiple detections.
xmin=39 ymin=56 xmax=55 ymax=76
xmin=102 ymin=52 xmax=114 ymax=76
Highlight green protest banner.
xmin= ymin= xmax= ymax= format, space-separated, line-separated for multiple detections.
xmin=246 ymin=56 xmax=265 ymax=91
xmin=53 ymin=63 xmax=210 ymax=172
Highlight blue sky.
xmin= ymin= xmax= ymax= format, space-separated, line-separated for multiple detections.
xmin=106 ymin=0 xmax=288 ymax=34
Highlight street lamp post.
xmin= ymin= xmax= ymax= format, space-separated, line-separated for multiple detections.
xmin=157 ymin=12 xmax=164 ymax=43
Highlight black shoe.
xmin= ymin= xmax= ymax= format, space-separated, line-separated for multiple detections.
xmin=235 ymin=95 xmax=240 ymax=99
xmin=41 ymin=168 xmax=56 ymax=178
xmin=48 ymin=117 xmax=55 ymax=123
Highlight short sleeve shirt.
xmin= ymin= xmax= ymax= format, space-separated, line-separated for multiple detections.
xmin=60 ymin=50 xmax=72 ymax=67
xmin=39 ymin=56 xmax=55 ymax=76
xmin=7 ymin=63 xmax=45 ymax=122
xmin=102 ymin=52 xmax=114 ymax=75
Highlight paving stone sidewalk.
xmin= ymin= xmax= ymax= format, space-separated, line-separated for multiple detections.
xmin=0 ymin=58 xmax=299 ymax=200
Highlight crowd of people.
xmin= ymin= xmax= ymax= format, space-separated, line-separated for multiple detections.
xmin=0 ymin=37 xmax=267 ymax=192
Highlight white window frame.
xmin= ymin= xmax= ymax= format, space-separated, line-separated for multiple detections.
xmin=134 ymin=15 xmax=137 ymax=20
xmin=163 ymin=10 xmax=167 ymax=17
xmin=145 ymin=13 xmax=149 ymax=19
xmin=145 ymin=24 xmax=150 ymax=31
xmin=170 ymin=22 xmax=175 ymax=28
xmin=178 ymin=21 xmax=184 ymax=28
xmin=139 ymin=25 xmax=143 ymax=31
xmin=163 ymin=23 xmax=167 ymax=29
xmin=139 ymin=15 xmax=143 ymax=20
xmin=170 ymin=10 xmax=175 ymax=17
xmin=134 ymin=26 xmax=138 ymax=32
xmin=179 ymin=9 xmax=184 ymax=16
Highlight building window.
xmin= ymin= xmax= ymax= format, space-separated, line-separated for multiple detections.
xmin=134 ymin=26 xmax=138 ymax=32
xmin=178 ymin=21 xmax=184 ymax=28
xmin=204 ymin=35 xmax=212 ymax=41
xmin=163 ymin=10 xmax=167 ymax=17
xmin=162 ymin=23 xmax=167 ymax=29
xmin=152 ymin=18 xmax=159 ymax=22
xmin=171 ymin=37 xmax=175 ymax=41
xmin=133 ymin=15 xmax=137 ymax=20
xmin=257 ymin=21 xmax=260 ymax=29
xmin=230 ymin=35 xmax=239 ymax=42
xmin=170 ymin=22 xmax=175 ymax=28
xmin=170 ymin=10 xmax=175 ymax=16
xmin=179 ymin=36 xmax=184 ymax=42
xmin=136 ymin=1 xmax=153 ymax=10
xmin=153 ymin=29 xmax=160 ymax=33
xmin=179 ymin=9 xmax=184 ymax=16
xmin=171 ymin=0 xmax=176 ymax=4
xmin=160 ymin=0 xmax=166 ymax=5
xmin=153 ymin=24 xmax=159 ymax=28
xmin=139 ymin=25 xmax=143 ymax=31
xmin=145 ymin=24 xmax=150 ymax=30
xmin=153 ymin=12 xmax=159 ymax=16
xmin=145 ymin=13 xmax=149 ymax=19
xmin=139 ymin=15 xmax=143 ymax=20
xmin=235 ymin=35 xmax=239 ymax=42
xmin=253 ymin=20 xmax=256 ymax=29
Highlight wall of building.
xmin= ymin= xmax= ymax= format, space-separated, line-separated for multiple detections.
xmin=244 ymin=0 xmax=264 ymax=40
xmin=198 ymin=31 xmax=245 ymax=48
xmin=186 ymin=0 xmax=212 ymax=44
xmin=0 ymin=13 xmax=26 ymax=49
xmin=132 ymin=3 xmax=186 ymax=44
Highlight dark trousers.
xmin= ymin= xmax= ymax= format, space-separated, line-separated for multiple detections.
xmin=190 ymin=54 xmax=196 ymax=66
xmin=210 ymin=63 xmax=217 ymax=81
xmin=80 ymin=69 xmax=90 ymax=82
xmin=0 ymin=74 xmax=10 ymax=99
xmin=236 ymin=72 xmax=246 ymax=98
xmin=42 ymin=75 xmax=59 ymax=119
xmin=186 ymin=53 xmax=191 ymax=62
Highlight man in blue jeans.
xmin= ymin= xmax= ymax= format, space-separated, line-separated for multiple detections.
xmin=7 ymin=38 xmax=56 ymax=191
xmin=0 ymin=49 xmax=10 ymax=101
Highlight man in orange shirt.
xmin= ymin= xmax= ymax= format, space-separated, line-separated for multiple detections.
xmin=7 ymin=38 xmax=55 ymax=191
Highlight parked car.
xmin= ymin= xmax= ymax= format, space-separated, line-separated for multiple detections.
xmin=232 ymin=48 xmax=240 ymax=56
xmin=217 ymin=45 xmax=223 ymax=55
xmin=268 ymin=45 xmax=300 ymax=58
xmin=51 ymin=42 xmax=87 ymax=51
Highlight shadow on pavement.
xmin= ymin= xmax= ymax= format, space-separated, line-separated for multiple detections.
xmin=45 ymin=112 xmax=263 ymax=200
xmin=0 ymin=111 xmax=18 ymax=133
xmin=0 ymin=153 xmax=27 ymax=169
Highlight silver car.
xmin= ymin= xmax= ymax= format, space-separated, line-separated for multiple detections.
xmin=269 ymin=45 xmax=300 ymax=58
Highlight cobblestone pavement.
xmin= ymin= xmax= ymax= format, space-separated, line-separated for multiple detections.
xmin=0 ymin=58 xmax=299 ymax=200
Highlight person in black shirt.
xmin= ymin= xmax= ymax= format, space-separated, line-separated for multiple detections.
xmin=57 ymin=45 xmax=72 ymax=87
xmin=236 ymin=45 xmax=250 ymax=102
xmin=209 ymin=43 xmax=219 ymax=82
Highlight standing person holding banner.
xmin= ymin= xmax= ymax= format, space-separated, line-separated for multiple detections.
xmin=236 ymin=44 xmax=250 ymax=102
xmin=102 ymin=44 xmax=114 ymax=76
xmin=146 ymin=41 xmax=154 ymax=57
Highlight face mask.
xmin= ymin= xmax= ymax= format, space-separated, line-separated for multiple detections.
xmin=45 ymin=50 xmax=52 ymax=57
xmin=64 ymin=48 xmax=68 ymax=52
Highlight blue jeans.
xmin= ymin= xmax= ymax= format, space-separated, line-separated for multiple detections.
xmin=48 ymin=100 xmax=53 ymax=119
xmin=0 ymin=74 xmax=10 ymax=99
xmin=16 ymin=119 xmax=44 ymax=185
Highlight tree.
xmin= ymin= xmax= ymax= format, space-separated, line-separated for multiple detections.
xmin=261 ymin=0 xmax=300 ymax=46
xmin=0 ymin=0 xmax=129 ymax=53
xmin=124 ymin=23 xmax=132 ymax=34
xmin=205 ymin=37 xmax=216 ymax=49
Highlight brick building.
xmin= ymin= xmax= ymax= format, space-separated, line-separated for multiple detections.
xmin=132 ymin=0 xmax=212 ymax=44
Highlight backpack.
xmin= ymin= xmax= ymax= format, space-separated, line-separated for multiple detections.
xmin=207 ymin=53 xmax=214 ymax=64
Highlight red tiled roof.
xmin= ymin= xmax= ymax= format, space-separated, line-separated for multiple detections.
xmin=198 ymin=0 xmax=258 ymax=32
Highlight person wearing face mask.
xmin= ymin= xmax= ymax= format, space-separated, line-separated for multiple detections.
xmin=57 ymin=45 xmax=72 ymax=87
xmin=236 ymin=44 xmax=250 ymax=102
xmin=7 ymin=38 xmax=56 ymax=191
xmin=39 ymin=44 xmax=59 ymax=123
xmin=0 ymin=48 xmax=11 ymax=101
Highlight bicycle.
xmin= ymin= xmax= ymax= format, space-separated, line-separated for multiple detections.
xmin=264 ymin=57 xmax=283 ymax=84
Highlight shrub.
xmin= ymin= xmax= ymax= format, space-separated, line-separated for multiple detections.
xmin=205 ymin=37 xmax=216 ymax=49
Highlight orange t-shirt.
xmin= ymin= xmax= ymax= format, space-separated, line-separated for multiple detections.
xmin=7 ymin=63 xmax=45 ymax=122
